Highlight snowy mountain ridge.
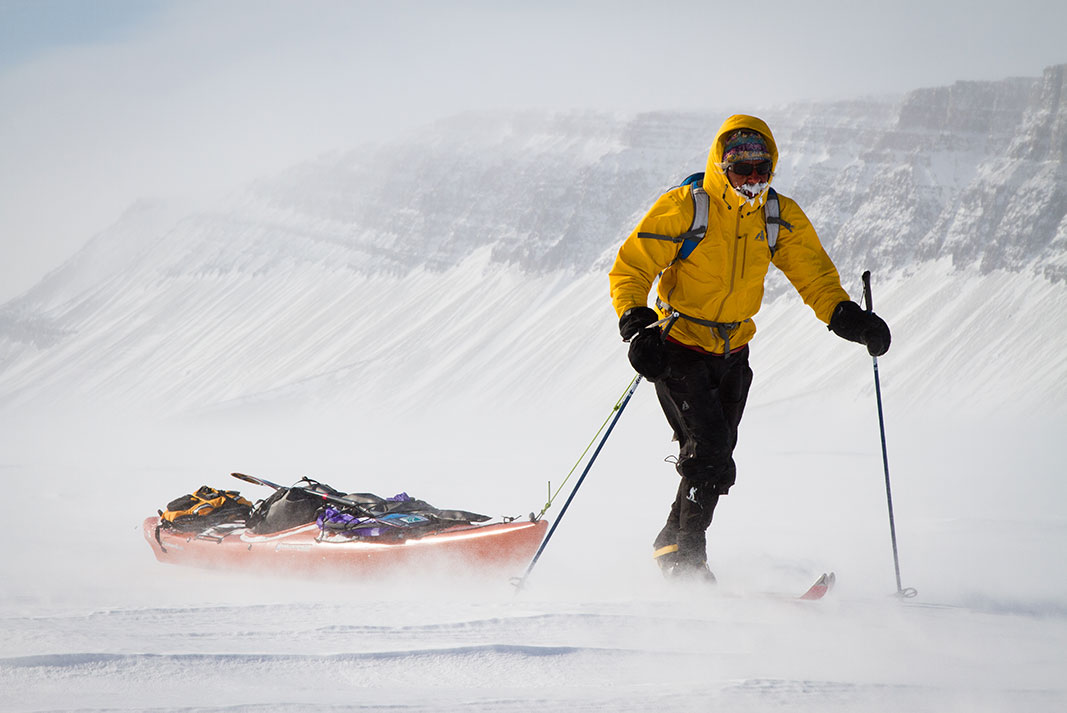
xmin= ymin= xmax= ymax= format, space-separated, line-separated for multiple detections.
xmin=1 ymin=65 xmax=1065 ymax=418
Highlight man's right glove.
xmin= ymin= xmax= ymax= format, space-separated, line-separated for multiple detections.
xmin=619 ymin=306 xmax=668 ymax=379
xmin=618 ymin=306 xmax=659 ymax=341
xmin=828 ymin=300 xmax=891 ymax=357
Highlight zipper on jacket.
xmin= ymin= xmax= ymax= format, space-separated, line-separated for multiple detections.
xmin=740 ymin=224 xmax=749 ymax=279
xmin=712 ymin=207 xmax=744 ymax=324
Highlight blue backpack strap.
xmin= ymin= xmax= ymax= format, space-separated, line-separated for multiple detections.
xmin=678 ymin=172 xmax=708 ymax=261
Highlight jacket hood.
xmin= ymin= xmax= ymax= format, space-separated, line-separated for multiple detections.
xmin=703 ymin=114 xmax=779 ymax=202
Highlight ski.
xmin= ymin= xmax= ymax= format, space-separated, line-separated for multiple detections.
xmin=668 ymin=572 xmax=838 ymax=601
xmin=797 ymin=572 xmax=836 ymax=600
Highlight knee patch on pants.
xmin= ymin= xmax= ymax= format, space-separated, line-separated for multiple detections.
xmin=677 ymin=457 xmax=736 ymax=494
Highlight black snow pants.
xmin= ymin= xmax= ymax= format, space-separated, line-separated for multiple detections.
xmin=652 ymin=341 xmax=753 ymax=565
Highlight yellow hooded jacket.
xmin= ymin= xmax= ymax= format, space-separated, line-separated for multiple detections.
xmin=609 ymin=115 xmax=850 ymax=354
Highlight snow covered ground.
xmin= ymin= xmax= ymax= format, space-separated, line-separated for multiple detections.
xmin=2 ymin=454 xmax=1065 ymax=713
xmin=4 ymin=583 xmax=1064 ymax=712
xmin=2 ymin=302 xmax=1064 ymax=711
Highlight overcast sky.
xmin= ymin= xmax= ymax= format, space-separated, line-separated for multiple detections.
xmin=1 ymin=0 xmax=1065 ymax=302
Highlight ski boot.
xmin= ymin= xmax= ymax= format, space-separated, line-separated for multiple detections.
xmin=669 ymin=559 xmax=717 ymax=584
xmin=653 ymin=543 xmax=680 ymax=576
xmin=653 ymin=544 xmax=717 ymax=584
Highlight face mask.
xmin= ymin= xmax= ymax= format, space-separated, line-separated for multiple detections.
xmin=731 ymin=180 xmax=769 ymax=204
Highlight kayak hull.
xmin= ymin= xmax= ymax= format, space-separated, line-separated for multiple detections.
xmin=143 ymin=516 xmax=547 ymax=579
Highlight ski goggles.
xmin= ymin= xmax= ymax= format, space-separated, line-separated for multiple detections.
xmin=726 ymin=160 xmax=773 ymax=177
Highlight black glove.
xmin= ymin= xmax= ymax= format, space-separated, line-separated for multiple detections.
xmin=619 ymin=306 xmax=659 ymax=341
xmin=828 ymin=300 xmax=891 ymax=357
xmin=628 ymin=328 xmax=668 ymax=380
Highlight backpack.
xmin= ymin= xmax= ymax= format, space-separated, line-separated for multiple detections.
xmin=245 ymin=477 xmax=344 ymax=535
xmin=159 ymin=486 xmax=253 ymax=533
xmin=317 ymin=492 xmax=491 ymax=542
xmin=674 ymin=171 xmax=791 ymax=261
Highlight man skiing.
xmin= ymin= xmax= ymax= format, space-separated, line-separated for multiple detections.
xmin=609 ymin=114 xmax=890 ymax=581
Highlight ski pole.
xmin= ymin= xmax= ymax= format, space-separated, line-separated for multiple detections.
xmin=861 ymin=271 xmax=916 ymax=599
xmin=514 ymin=374 xmax=643 ymax=591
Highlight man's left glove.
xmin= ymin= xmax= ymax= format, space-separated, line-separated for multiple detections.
xmin=828 ymin=300 xmax=891 ymax=357
xmin=628 ymin=328 xmax=668 ymax=380
xmin=619 ymin=306 xmax=659 ymax=341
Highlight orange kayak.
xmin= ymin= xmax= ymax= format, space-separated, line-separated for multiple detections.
xmin=143 ymin=516 xmax=547 ymax=578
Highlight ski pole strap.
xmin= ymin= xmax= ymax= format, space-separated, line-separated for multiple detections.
xmin=655 ymin=297 xmax=746 ymax=355
xmin=862 ymin=270 xmax=874 ymax=312
xmin=647 ymin=311 xmax=681 ymax=342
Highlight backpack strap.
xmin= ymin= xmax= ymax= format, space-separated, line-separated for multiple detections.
xmin=636 ymin=172 xmax=708 ymax=258
xmin=639 ymin=174 xmax=793 ymax=263
xmin=763 ymin=187 xmax=793 ymax=258
xmin=655 ymin=296 xmax=748 ymax=355
xmin=678 ymin=177 xmax=709 ymax=261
